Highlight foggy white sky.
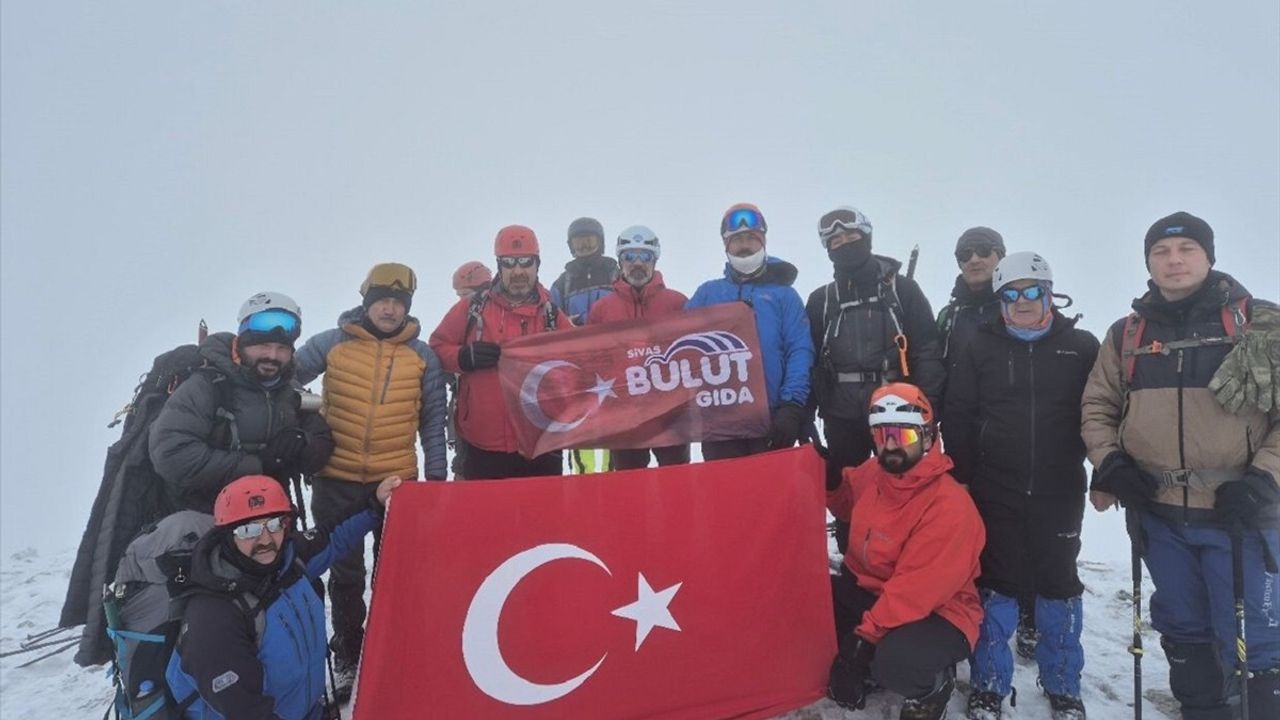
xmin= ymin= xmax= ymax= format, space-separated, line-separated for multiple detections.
xmin=2 ymin=1 xmax=1277 ymax=553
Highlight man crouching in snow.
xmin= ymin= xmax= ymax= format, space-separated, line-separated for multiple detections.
xmin=825 ymin=383 xmax=985 ymax=720
xmin=165 ymin=473 xmax=401 ymax=720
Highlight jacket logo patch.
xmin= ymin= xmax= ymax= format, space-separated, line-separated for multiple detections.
xmin=212 ymin=670 xmax=240 ymax=693
xmin=1056 ymin=350 xmax=1080 ymax=356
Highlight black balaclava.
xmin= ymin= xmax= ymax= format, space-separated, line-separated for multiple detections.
xmin=828 ymin=239 xmax=873 ymax=275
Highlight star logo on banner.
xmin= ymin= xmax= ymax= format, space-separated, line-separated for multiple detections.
xmin=588 ymin=374 xmax=617 ymax=404
xmin=611 ymin=573 xmax=682 ymax=651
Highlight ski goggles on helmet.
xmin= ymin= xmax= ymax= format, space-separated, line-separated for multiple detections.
xmin=497 ymin=255 xmax=537 ymax=269
xmin=818 ymin=208 xmax=872 ymax=245
xmin=955 ymin=244 xmax=998 ymax=263
xmin=872 ymin=425 xmax=924 ymax=447
xmin=619 ymin=250 xmax=656 ymax=264
xmin=231 ymin=515 xmax=289 ymax=540
xmin=721 ymin=207 xmax=767 ymax=237
xmin=238 ymin=309 xmax=301 ymax=342
xmin=999 ymin=284 xmax=1047 ymax=303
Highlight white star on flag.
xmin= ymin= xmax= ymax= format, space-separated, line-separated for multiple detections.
xmin=611 ymin=573 xmax=682 ymax=651
xmin=588 ymin=374 xmax=618 ymax=404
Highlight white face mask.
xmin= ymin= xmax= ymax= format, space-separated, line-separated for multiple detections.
xmin=726 ymin=249 xmax=766 ymax=275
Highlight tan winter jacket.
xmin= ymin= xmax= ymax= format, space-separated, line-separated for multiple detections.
xmin=1081 ymin=272 xmax=1280 ymax=515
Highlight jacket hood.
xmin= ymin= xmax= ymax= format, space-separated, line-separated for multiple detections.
xmin=199 ymin=331 xmax=296 ymax=386
xmin=1133 ymin=270 xmax=1250 ymax=322
xmin=877 ymin=442 xmax=954 ymax=503
xmin=949 ymin=274 xmax=998 ymax=306
xmin=721 ymin=255 xmax=799 ymax=287
xmin=611 ymin=270 xmax=669 ymax=295
xmin=564 ymin=253 xmax=618 ymax=273
xmin=337 ymin=306 xmax=422 ymax=343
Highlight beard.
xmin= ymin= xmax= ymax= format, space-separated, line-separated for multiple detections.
xmin=250 ymin=357 xmax=284 ymax=381
xmin=877 ymin=448 xmax=910 ymax=474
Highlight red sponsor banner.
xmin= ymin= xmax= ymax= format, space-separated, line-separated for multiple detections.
xmin=497 ymin=303 xmax=770 ymax=458
xmin=353 ymin=447 xmax=835 ymax=720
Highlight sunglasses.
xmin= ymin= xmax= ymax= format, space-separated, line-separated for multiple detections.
xmin=497 ymin=256 xmax=537 ymax=269
xmin=872 ymin=425 xmax=923 ymax=447
xmin=232 ymin=515 xmax=288 ymax=540
xmin=999 ymin=285 xmax=1047 ymax=303
xmin=955 ymin=245 xmax=998 ymax=263
xmin=721 ymin=208 xmax=767 ymax=236
xmin=238 ymin=309 xmax=301 ymax=340
xmin=619 ymin=250 xmax=655 ymax=264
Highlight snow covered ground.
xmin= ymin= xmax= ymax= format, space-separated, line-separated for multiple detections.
xmin=0 ymin=510 xmax=1181 ymax=719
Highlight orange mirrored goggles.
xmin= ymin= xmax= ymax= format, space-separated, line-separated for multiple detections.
xmin=872 ymin=425 xmax=923 ymax=447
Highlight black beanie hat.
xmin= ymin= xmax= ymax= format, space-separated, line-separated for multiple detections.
xmin=956 ymin=226 xmax=1006 ymax=257
xmin=1144 ymin=211 xmax=1215 ymax=265
xmin=363 ymin=285 xmax=412 ymax=312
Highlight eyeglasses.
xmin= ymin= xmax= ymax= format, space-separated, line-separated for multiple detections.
xmin=231 ymin=515 xmax=288 ymax=540
xmin=872 ymin=425 xmax=923 ymax=447
xmin=497 ymin=256 xmax=537 ymax=269
xmin=955 ymin=245 xmax=998 ymax=263
xmin=238 ymin=309 xmax=301 ymax=340
xmin=999 ymin=285 xmax=1047 ymax=303
xmin=721 ymin=207 xmax=767 ymax=237
xmin=619 ymin=250 xmax=655 ymax=264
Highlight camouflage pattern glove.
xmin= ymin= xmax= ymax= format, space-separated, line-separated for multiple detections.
xmin=1210 ymin=304 xmax=1280 ymax=414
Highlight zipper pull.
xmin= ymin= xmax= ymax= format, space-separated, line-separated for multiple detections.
xmin=1176 ymin=349 xmax=1184 ymax=374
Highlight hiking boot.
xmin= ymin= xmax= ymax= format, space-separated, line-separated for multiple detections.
xmin=899 ymin=674 xmax=955 ymax=720
xmin=1015 ymin=623 xmax=1039 ymax=660
xmin=1046 ymin=693 xmax=1086 ymax=720
xmin=332 ymin=657 xmax=357 ymax=704
xmin=966 ymin=690 xmax=1003 ymax=720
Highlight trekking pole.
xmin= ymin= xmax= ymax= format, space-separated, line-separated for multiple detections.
xmin=906 ymin=244 xmax=920 ymax=280
xmin=1231 ymin=521 xmax=1250 ymax=720
xmin=291 ymin=475 xmax=310 ymax=531
xmin=0 ymin=635 xmax=78 ymax=659
xmin=1124 ymin=508 xmax=1144 ymax=720
xmin=21 ymin=625 xmax=71 ymax=648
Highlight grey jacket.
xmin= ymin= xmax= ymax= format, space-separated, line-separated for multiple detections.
xmin=148 ymin=332 xmax=334 ymax=511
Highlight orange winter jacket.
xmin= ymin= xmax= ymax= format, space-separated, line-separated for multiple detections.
xmin=429 ymin=286 xmax=571 ymax=453
xmin=828 ymin=444 xmax=985 ymax=648
xmin=295 ymin=309 xmax=448 ymax=482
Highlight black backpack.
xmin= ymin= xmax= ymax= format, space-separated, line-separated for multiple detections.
xmin=61 ymin=339 xmax=229 ymax=667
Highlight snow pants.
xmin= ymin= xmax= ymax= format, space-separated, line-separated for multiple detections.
xmin=831 ymin=571 xmax=969 ymax=700
xmin=1137 ymin=510 xmax=1280 ymax=716
xmin=611 ymin=444 xmax=691 ymax=471
xmin=969 ymin=589 xmax=1084 ymax=697
xmin=310 ymin=476 xmax=382 ymax=667
xmin=458 ymin=439 xmax=563 ymax=479
xmin=822 ymin=416 xmax=875 ymax=555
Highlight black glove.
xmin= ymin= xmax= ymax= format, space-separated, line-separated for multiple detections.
xmin=1093 ymin=452 xmax=1159 ymax=508
xmin=827 ymin=636 xmax=876 ymax=710
xmin=458 ymin=341 xmax=501 ymax=372
xmin=767 ymin=402 xmax=806 ymax=449
xmin=260 ymin=428 xmax=308 ymax=478
xmin=1215 ymin=470 xmax=1280 ymax=524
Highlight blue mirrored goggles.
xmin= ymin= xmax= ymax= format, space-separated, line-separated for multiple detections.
xmin=231 ymin=515 xmax=288 ymax=540
xmin=619 ymin=250 xmax=656 ymax=264
xmin=999 ymin=285 xmax=1047 ymax=303
xmin=238 ymin=309 xmax=301 ymax=340
xmin=721 ymin=208 xmax=766 ymax=236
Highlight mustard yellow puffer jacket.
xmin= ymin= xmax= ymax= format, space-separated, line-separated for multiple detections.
xmin=295 ymin=308 xmax=447 ymax=482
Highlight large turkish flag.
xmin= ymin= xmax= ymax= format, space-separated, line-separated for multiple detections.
xmin=497 ymin=303 xmax=771 ymax=458
xmin=352 ymin=447 xmax=835 ymax=720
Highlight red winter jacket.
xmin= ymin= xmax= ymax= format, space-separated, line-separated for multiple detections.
xmin=585 ymin=273 xmax=688 ymax=324
xmin=429 ymin=285 xmax=571 ymax=453
xmin=827 ymin=444 xmax=985 ymax=648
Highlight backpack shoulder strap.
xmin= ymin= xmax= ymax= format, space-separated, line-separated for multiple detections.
xmin=878 ymin=275 xmax=907 ymax=337
xmin=542 ymin=301 xmax=558 ymax=331
xmin=463 ymin=290 xmax=489 ymax=341
xmin=1222 ymin=296 xmax=1249 ymax=337
xmin=1118 ymin=311 xmax=1146 ymax=394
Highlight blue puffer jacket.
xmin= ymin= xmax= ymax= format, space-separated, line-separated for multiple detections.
xmin=166 ymin=506 xmax=380 ymax=720
xmin=550 ymin=254 xmax=618 ymax=326
xmin=686 ymin=257 xmax=814 ymax=410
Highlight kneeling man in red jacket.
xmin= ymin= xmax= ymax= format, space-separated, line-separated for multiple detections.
xmin=826 ymin=383 xmax=985 ymax=720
